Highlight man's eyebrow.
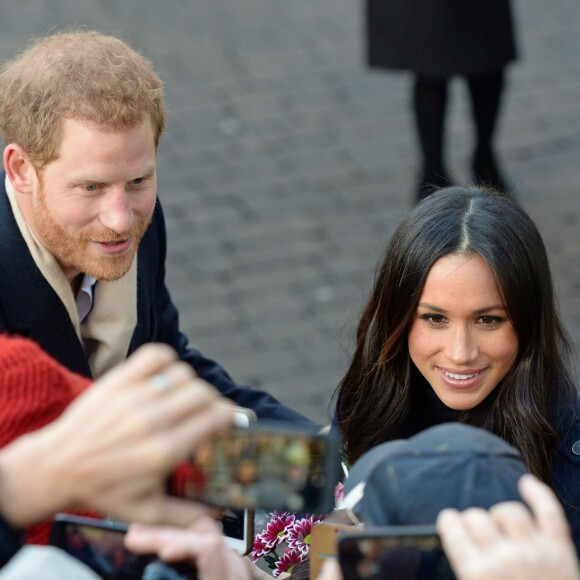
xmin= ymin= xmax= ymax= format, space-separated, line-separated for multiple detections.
xmin=67 ymin=176 xmax=101 ymax=186
xmin=135 ymin=166 xmax=156 ymax=179
xmin=417 ymin=303 xmax=507 ymax=314
xmin=67 ymin=166 xmax=156 ymax=186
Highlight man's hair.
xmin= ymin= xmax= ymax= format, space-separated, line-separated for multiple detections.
xmin=0 ymin=29 xmax=166 ymax=169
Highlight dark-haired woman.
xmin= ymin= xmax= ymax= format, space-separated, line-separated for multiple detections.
xmin=334 ymin=187 xmax=580 ymax=552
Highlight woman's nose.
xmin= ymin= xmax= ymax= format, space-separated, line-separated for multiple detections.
xmin=446 ymin=326 xmax=478 ymax=364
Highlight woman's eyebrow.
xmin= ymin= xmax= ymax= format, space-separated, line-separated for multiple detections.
xmin=417 ymin=303 xmax=447 ymax=313
xmin=473 ymin=305 xmax=507 ymax=314
xmin=417 ymin=303 xmax=507 ymax=314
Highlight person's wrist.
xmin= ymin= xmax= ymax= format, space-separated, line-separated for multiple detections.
xmin=0 ymin=427 xmax=72 ymax=527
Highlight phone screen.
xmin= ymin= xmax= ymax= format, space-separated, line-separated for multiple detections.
xmin=170 ymin=423 xmax=339 ymax=514
xmin=339 ymin=529 xmax=455 ymax=580
xmin=50 ymin=515 xmax=197 ymax=580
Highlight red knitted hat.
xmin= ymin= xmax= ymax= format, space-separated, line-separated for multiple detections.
xmin=0 ymin=334 xmax=91 ymax=446
xmin=0 ymin=334 xmax=95 ymax=543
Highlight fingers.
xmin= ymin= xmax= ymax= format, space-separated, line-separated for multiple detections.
xmin=488 ymin=475 xmax=570 ymax=543
xmin=137 ymin=498 xmax=213 ymax=530
xmin=436 ymin=508 xmax=480 ymax=571
xmin=80 ymin=386 xmax=233 ymax=496
xmin=104 ymin=362 xmax=230 ymax=457
xmin=517 ymin=474 xmax=571 ymax=539
xmin=144 ymin=375 xmax=228 ymax=428
xmin=437 ymin=476 xmax=579 ymax=580
xmin=490 ymin=501 xmax=535 ymax=540
xmin=453 ymin=507 xmax=504 ymax=550
xmin=126 ymin=360 xmax=232 ymax=450
xmin=125 ymin=516 xmax=232 ymax=565
xmin=151 ymin=399 xmax=234 ymax=469
xmin=125 ymin=521 xmax=181 ymax=555
xmin=137 ymin=516 xmax=223 ymax=559
xmin=436 ymin=509 xmax=470 ymax=548
xmin=148 ymin=361 xmax=196 ymax=395
xmin=318 ymin=560 xmax=343 ymax=580
xmin=442 ymin=502 xmax=536 ymax=551
xmin=150 ymin=523 xmax=247 ymax=580
xmin=136 ymin=370 xmax=219 ymax=430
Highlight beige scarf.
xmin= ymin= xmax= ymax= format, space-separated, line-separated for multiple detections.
xmin=5 ymin=176 xmax=137 ymax=378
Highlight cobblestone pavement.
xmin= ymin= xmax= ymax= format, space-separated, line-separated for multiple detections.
xmin=1 ymin=1 xmax=579 ymax=423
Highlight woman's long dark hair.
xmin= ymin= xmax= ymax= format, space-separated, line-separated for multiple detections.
xmin=333 ymin=187 xmax=576 ymax=481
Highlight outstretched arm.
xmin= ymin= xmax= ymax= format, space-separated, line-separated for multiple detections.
xmin=0 ymin=342 xmax=234 ymax=529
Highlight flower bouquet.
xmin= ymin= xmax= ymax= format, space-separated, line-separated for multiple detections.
xmin=251 ymin=482 xmax=345 ymax=577
xmin=251 ymin=512 xmax=326 ymax=577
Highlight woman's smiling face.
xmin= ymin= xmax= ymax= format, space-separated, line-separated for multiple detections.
xmin=407 ymin=253 xmax=519 ymax=411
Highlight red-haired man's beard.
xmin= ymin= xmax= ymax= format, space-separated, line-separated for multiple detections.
xmin=33 ymin=185 xmax=152 ymax=282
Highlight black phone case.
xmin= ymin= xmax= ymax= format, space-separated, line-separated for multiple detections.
xmin=338 ymin=525 xmax=456 ymax=580
xmin=50 ymin=514 xmax=197 ymax=579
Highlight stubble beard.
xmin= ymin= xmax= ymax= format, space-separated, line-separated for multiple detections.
xmin=33 ymin=181 xmax=152 ymax=282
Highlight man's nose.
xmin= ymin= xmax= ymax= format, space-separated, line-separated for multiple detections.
xmin=99 ymin=188 xmax=133 ymax=234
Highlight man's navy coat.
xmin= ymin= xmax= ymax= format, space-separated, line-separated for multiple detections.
xmin=0 ymin=172 xmax=313 ymax=424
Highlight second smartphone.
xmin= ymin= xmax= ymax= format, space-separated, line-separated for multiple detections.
xmin=338 ymin=525 xmax=456 ymax=580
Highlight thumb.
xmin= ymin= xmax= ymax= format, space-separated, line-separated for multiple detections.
xmin=319 ymin=560 xmax=343 ymax=580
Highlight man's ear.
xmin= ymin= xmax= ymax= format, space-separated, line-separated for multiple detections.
xmin=3 ymin=144 xmax=36 ymax=193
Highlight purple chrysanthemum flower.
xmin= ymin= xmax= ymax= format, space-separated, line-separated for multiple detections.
xmin=251 ymin=534 xmax=270 ymax=562
xmin=286 ymin=515 xmax=325 ymax=555
xmin=258 ymin=512 xmax=296 ymax=551
xmin=273 ymin=547 xmax=303 ymax=578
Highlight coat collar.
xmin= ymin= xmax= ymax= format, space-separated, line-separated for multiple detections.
xmin=0 ymin=173 xmax=60 ymax=329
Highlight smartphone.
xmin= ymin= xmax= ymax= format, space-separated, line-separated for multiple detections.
xmin=50 ymin=514 xmax=197 ymax=579
xmin=338 ymin=525 xmax=455 ymax=580
xmin=170 ymin=421 xmax=340 ymax=514
xmin=169 ymin=407 xmax=256 ymax=556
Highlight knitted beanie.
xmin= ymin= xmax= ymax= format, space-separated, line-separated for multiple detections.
xmin=0 ymin=335 xmax=91 ymax=446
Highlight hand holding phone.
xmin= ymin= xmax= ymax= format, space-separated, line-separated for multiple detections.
xmin=125 ymin=516 xmax=252 ymax=580
xmin=50 ymin=514 xmax=197 ymax=580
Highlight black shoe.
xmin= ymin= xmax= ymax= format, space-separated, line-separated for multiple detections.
xmin=471 ymin=151 xmax=512 ymax=198
xmin=415 ymin=169 xmax=453 ymax=203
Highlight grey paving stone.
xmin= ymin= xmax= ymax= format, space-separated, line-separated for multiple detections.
xmin=0 ymin=0 xmax=578 ymax=424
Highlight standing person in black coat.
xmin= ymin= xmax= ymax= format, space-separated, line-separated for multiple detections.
xmin=365 ymin=0 xmax=518 ymax=200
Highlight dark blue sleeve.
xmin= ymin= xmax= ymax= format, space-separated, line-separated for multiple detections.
xmin=138 ymin=201 xmax=318 ymax=427
xmin=552 ymin=399 xmax=580 ymax=556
